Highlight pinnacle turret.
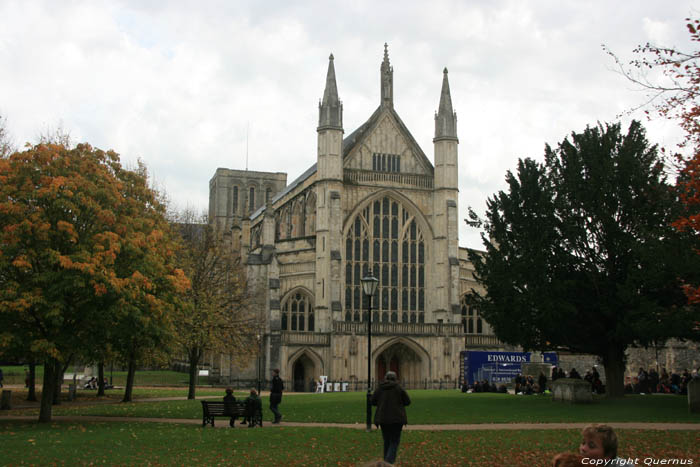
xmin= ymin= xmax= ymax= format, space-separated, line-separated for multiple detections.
xmin=434 ymin=67 xmax=457 ymax=141
xmin=380 ymin=43 xmax=393 ymax=108
xmin=318 ymin=53 xmax=343 ymax=130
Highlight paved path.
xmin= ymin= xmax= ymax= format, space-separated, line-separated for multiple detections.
xmin=1 ymin=415 xmax=698 ymax=431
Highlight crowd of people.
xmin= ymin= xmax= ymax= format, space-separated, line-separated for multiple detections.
xmin=626 ymin=367 xmax=695 ymax=395
xmin=551 ymin=365 xmax=605 ymax=394
xmin=461 ymin=364 xmax=699 ymax=397
xmin=460 ymin=379 xmax=508 ymax=393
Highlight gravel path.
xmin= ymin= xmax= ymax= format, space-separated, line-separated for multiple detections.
xmin=1 ymin=415 xmax=698 ymax=431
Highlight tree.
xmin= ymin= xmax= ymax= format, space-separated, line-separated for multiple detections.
xmin=672 ymin=155 xmax=700 ymax=304
xmin=606 ymin=17 xmax=700 ymax=305
xmin=0 ymin=114 xmax=14 ymax=158
xmin=0 ymin=143 xmax=186 ymax=421
xmin=172 ymin=210 xmax=257 ymax=400
xmin=467 ymin=121 xmax=700 ymax=397
xmin=605 ymin=18 xmax=700 ymax=152
xmin=107 ymin=161 xmax=187 ymax=403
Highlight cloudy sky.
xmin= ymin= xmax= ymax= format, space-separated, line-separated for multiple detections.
xmin=1 ymin=0 xmax=697 ymax=249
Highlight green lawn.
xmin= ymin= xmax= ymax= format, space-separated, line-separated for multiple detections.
xmin=6 ymin=391 xmax=700 ymax=424
xmin=0 ymin=421 xmax=696 ymax=466
xmin=2 ymin=390 xmax=698 ymax=466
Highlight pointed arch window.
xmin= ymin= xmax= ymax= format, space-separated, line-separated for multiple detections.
xmin=282 ymin=291 xmax=314 ymax=331
xmin=344 ymin=196 xmax=425 ymax=323
xmin=461 ymin=295 xmax=484 ymax=335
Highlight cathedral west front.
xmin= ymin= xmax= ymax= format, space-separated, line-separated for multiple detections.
xmin=209 ymin=45 xmax=502 ymax=390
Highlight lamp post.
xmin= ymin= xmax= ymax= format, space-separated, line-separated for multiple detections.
xmin=256 ymin=332 xmax=263 ymax=395
xmin=361 ymin=275 xmax=379 ymax=432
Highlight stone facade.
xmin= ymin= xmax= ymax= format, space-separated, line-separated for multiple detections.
xmin=207 ymin=46 xmax=500 ymax=390
xmin=206 ymin=46 xmax=700 ymax=391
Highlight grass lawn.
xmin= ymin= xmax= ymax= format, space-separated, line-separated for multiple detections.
xmin=2 ymin=390 xmax=698 ymax=466
xmin=6 ymin=390 xmax=700 ymax=424
xmin=0 ymin=421 xmax=696 ymax=466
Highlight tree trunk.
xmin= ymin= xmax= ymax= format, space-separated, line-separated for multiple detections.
xmin=97 ymin=361 xmax=105 ymax=396
xmin=122 ymin=353 xmax=136 ymax=403
xmin=52 ymin=360 xmax=63 ymax=405
xmin=26 ymin=362 xmax=37 ymax=402
xmin=187 ymin=349 xmax=200 ymax=400
xmin=39 ymin=359 xmax=56 ymax=423
xmin=602 ymin=345 xmax=627 ymax=398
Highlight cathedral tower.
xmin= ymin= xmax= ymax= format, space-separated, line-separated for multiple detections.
xmin=315 ymin=54 xmax=344 ymax=328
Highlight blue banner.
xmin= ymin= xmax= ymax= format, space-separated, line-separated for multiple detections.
xmin=461 ymin=351 xmax=558 ymax=385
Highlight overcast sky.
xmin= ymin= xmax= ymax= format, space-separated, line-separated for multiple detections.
xmin=1 ymin=0 xmax=698 ymax=249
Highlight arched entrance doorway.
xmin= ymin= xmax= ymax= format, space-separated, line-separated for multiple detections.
xmin=292 ymin=353 xmax=316 ymax=392
xmin=375 ymin=341 xmax=424 ymax=386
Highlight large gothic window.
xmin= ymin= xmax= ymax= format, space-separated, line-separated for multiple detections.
xmin=345 ymin=196 xmax=425 ymax=324
xmin=281 ymin=291 xmax=315 ymax=332
xmin=460 ymin=295 xmax=483 ymax=334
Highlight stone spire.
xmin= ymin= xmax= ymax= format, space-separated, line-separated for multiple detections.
xmin=434 ymin=67 xmax=457 ymax=141
xmin=380 ymin=43 xmax=393 ymax=108
xmin=318 ymin=53 xmax=343 ymax=130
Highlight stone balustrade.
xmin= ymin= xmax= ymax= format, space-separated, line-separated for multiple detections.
xmin=344 ymin=169 xmax=433 ymax=189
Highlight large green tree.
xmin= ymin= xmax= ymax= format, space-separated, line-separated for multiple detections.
xmin=467 ymin=121 xmax=700 ymax=397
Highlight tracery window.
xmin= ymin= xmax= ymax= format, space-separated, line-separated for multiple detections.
xmin=460 ymin=295 xmax=483 ymax=334
xmin=281 ymin=291 xmax=315 ymax=332
xmin=232 ymin=186 xmax=238 ymax=214
xmin=345 ymin=196 xmax=425 ymax=323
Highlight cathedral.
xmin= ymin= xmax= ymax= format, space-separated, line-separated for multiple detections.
xmin=208 ymin=45 xmax=499 ymax=390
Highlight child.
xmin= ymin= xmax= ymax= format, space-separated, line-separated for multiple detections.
xmin=245 ymin=388 xmax=262 ymax=427
xmin=579 ymin=424 xmax=633 ymax=466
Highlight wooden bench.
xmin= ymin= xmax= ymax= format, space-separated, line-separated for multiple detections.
xmin=200 ymin=400 xmax=263 ymax=428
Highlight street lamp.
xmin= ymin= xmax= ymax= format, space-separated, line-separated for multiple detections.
xmin=361 ymin=275 xmax=379 ymax=432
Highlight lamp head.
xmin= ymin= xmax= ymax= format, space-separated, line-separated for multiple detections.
xmin=361 ymin=276 xmax=379 ymax=296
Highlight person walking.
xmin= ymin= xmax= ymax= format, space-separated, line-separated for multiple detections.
xmin=371 ymin=371 xmax=411 ymax=465
xmin=270 ymin=369 xmax=284 ymax=424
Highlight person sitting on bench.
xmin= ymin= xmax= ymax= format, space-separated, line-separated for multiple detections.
xmin=223 ymin=388 xmax=237 ymax=427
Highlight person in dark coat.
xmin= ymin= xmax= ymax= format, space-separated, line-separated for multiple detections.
xmin=270 ymin=369 xmax=284 ymax=424
xmin=223 ymin=387 xmax=237 ymax=427
xmin=371 ymin=371 xmax=411 ymax=465
xmin=538 ymin=372 xmax=547 ymax=393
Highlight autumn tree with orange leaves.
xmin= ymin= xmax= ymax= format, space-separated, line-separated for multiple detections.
xmin=0 ymin=143 xmax=187 ymax=422
xmin=607 ymin=17 xmax=700 ymax=307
